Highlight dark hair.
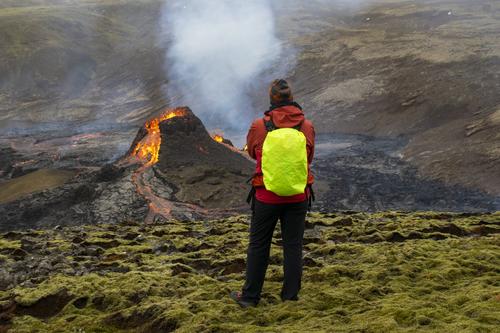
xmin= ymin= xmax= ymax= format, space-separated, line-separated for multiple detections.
xmin=269 ymin=79 xmax=293 ymax=104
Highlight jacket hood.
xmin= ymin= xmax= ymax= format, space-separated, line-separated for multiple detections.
xmin=265 ymin=103 xmax=304 ymax=128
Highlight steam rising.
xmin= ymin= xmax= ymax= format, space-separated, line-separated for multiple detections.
xmin=160 ymin=0 xmax=284 ymax=131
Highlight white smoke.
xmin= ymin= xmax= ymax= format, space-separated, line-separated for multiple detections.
xmin=160 ymin=0 xmax=285 ymax=131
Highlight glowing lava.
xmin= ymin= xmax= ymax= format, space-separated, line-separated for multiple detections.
xmin=213 ymin=134 xmax=224 ymax=143
xmin=131 ymin=109 xmax=187 ymax=165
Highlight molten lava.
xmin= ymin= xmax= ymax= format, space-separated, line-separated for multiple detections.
xmin=131 ymin=109 xmax=187 ymax=165
xmin=213 ymin=134 xmax=224 ymax=143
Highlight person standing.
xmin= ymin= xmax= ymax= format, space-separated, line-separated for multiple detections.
xmin=230 ymin=79 xmax=315 ymax=307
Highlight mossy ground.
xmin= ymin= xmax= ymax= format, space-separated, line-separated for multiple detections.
xmin=0 ymin=212 xmax=499 ymax=332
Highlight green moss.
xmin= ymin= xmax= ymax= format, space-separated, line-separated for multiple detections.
xmin=14 ymin=283 xmax=65 ymax=307
xmin=0 ymin=239 xmax=21 ymax=250
xmin=2 ymin=211 xmax=499 ymax=332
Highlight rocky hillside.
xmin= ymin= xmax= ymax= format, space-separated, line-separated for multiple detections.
xmin=0 ymin=0 xmax=168 ymax=132
xmin=0 ymin=212 xmax=499 ymax=332
xmin=281 ymin=0 xmax=500 ymax=195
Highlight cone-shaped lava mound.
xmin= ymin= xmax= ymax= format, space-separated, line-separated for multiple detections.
xmin=128 ymin=107 xmax=254 ymax=209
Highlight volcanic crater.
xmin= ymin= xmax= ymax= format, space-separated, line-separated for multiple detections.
xmin=126 ymin=106 xmax=254 ymax=221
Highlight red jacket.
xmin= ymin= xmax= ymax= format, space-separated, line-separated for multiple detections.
xmin=246 ymin=103 xmax=315 ymax=204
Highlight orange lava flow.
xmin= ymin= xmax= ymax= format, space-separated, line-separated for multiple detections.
xmin=131 ymin=109 xmax=187 ymax=165
xmin=131 ymin=165 xmax=175 ymax=223
xmin=213 ymin=134 xmax=224 ymax=143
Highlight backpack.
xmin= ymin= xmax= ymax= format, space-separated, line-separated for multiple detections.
xmin=261 ymin=119 xmax=308 ymax=196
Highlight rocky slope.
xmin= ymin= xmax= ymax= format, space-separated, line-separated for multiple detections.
xmin=280 ymin=0 xmax=500 ymax=195
xmin=0 ymin=0 xmax=168 ymax=132
xmin=0 ymin=212 xmax=499 ymax=332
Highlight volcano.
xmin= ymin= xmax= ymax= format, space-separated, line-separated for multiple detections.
xmin=127 ymin=107 xmax=254 ymax=213
xmin=0 ymin=107 xmax=254 ymax=231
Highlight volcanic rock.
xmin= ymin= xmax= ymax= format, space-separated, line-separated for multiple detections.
xmin=96 ymin=164 xmax=125 ymax=182
xmin=129 ymin=107 xmax=254 ymax=209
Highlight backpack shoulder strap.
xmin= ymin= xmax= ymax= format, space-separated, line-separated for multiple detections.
xmin=264 ymin=116 xmax=304 ymax=132
xmin=264 ymin=118 xmax=277 ymax=132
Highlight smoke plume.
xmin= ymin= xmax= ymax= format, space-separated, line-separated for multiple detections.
xmin=160 ymin=0 xmax=285 ymax=132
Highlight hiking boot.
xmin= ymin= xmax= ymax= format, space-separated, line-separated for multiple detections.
xmin=229 ymin=291 xmax=257 ymax=308
xmin=281 ymin=293 xmax=299 ymax=302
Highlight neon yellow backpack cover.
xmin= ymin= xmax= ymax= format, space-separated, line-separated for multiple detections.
xmin=262 ymin=127 xmax=308 ymax=196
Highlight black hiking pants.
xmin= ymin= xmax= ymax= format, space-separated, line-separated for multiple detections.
xmin=241 ymin=199 xmax=308 ymax=304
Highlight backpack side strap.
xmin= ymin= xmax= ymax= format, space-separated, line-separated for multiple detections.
xmin=246 ymin=187 xmax=257 ymax=211
xmin=307 ymin=184 xmax=315 ymax=211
